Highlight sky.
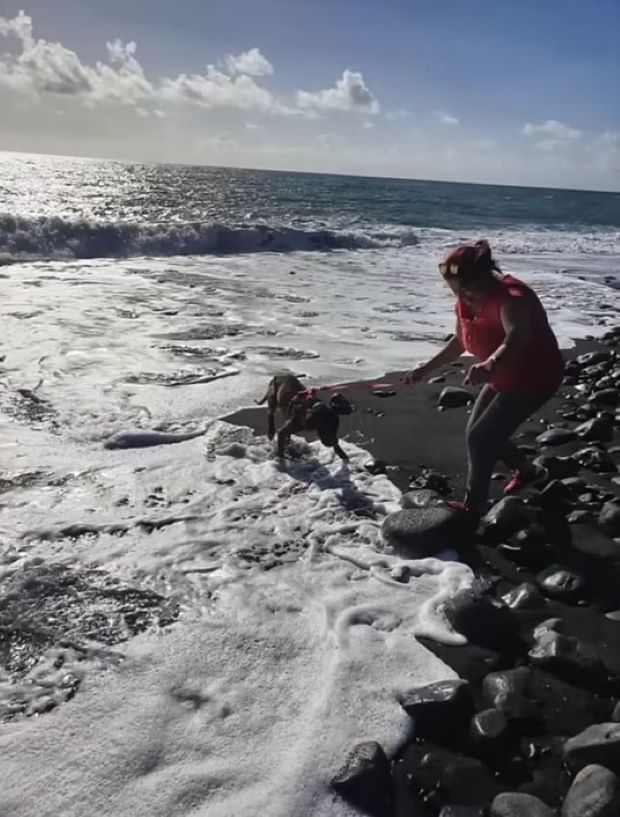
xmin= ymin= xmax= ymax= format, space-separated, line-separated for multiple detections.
xmin=0 ymin=0 xmax=619 ymax=190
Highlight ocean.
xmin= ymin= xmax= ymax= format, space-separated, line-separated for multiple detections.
xmin=1 ymin=151 xmax=619 ymax=816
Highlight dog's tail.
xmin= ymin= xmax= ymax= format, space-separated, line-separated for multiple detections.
xmin=254 ymin=392 xmax=268 ymax=406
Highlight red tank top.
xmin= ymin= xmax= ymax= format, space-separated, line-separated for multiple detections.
xmin=456 ymin=274 xmax=564 ymax=393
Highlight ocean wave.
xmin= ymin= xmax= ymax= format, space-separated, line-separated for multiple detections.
xmin=0 ymin=213 xmax=419 ymax=262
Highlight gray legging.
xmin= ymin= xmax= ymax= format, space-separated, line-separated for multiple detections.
xmin=465 ymin=384 xmax=555 ymax=514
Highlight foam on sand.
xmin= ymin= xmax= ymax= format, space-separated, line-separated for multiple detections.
xmin=1 ymin=423 xmax=472 ymax=817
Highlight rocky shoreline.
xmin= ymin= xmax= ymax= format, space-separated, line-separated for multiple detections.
xmin=229 ymin=326 xmax=620 ymax=816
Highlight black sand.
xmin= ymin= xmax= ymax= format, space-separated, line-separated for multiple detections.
xmin=226 ymin=331 xmax=620 ymax=816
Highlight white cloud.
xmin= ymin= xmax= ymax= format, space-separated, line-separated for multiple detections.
xmin=0 ymin=12 xmax=151 ymax=103
xmin=297 ymin=70 xmax=379 ymax=115
xmin=224 ymin=48 xmax=273 ymax=77
xmin=435 ymin=111 xmax=459 ymax=126
xmin=160 ymin=66 xmax=272 ymax=111
xmin=362 ymin=120 xmax=374 ymax=130
xmin=472 ymin=138 xmax=497 ymax=150
xmin=523 ymin=119 xmax=582 ymax=140
xmin=385 ymin=108 xmax=411 ymax=121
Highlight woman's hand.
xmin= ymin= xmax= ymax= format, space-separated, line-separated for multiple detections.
xmin=464 ymin=361 xmax=493 ymax=386
xmin=403 ymin=364 xmax=428 ymax=385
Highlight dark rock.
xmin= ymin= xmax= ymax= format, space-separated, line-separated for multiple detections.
xmin=588 ymin=389 xmax=618 ymax=408
xmin=537 ymin=427 xmax=577 ymax=447
xmin=568 ymin=510 xmax=591 ymax=524
xmin=537 ymin=566 xmax=586 ymax=601
xmin=501 ymin=583 xmax=546 ymax=611
xmin=490 ymin=792 xmax=554 ymax=816
xmin=571 ymin=523 xmax=620 ymax=560
xmin=482 ymin=497 xmax=538 ymax=540
xmin=331 ymin=741 xmax=393 ymax=817
xmin=561 ymin=476 xmax=589 ymax=492
xmin=538 ymin=479 xmax=572 ymax=507
xmin=400 ymin=680 xmax=472 ymax=741
xmin=561 ymin=764 xmax=620 ymax=817
xmin=470 ymin=708 xmax=508 ymax=745
xmin=382 ymin=506 xmax=463 ymax=556
xmin=438 ymin=386 xmax=474 ymax=409
xmin=576 ymin=351 xmax=612 ymax=368
xmin=401 ymin=489 xmax=444 ymax=509
xmin=481 ymin=667 xmax=540 ymax=726
xmin=428 ymin=375 xmax=446 ymax=384
xmin=444 ymin=586 xmax=520 ymax=650
xmin=365 ymin=459 xmax=387 ymax=475
xmin=599 ymin=500 xmax=620 ymax=537
xmin=403 ymin=743 xmax=502 ymax=807
xmin=439 ymin=808 xmax=485 ymax=817
xmin=535 ymin=455 xmax=580 ymax=480
xmin=613 ymin=701 xmax=620 ymax=722
xmin=409 ymin=468 xmax=452 ymax=496
xmin=529 ymin=624 xmax=609 ymax=689
xmin=482 ymin=667 xmax=530 ymax=706
xmin=563 ymin=723 xmax=620 ymax=772
xmin=574 ymin=447 xmax=617 ymax=474
xmin=576 ymin=417 xmax=614 ymax=443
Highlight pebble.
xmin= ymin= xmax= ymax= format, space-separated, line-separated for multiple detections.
xmin=490 ymin=792 xmax=554 ymax=817
xmin=563 ymin=723 xmax=620 ymax=771
xmin=400 ymin=488 xmax=444 ymax=509
xmin=537 ymin=567 xmax=586 ymax=601
xmin=438 ymin=386 xmax=474 ymax=409
xmin=331 ymin=741 xmax=393 ymax=815
xmin=400 ymin=679 xmax=472 ymax=741
xmin=482 ymin=496 xmax=538 ymax=540
xmin=561 ymin=764 xmax=620 ymax=817
xmin=501 ymin=583 xmax=546 ymax=611
xmin=529 ymin=629 xmax=608 ymax=688
xmin=574 ymin=447 xmax=616 ymax=474
xmin=575 ymin=417 xmax=614 ymax=443
xmin=444 ymin=586 xmax=520 ymax=650
xmin=470 ymin=708 xmax=508 ymax=744
xmin=537 ymin=427 xmax=577 ymax=447
xmin=598 ymin=500 xmax=620 ymax=538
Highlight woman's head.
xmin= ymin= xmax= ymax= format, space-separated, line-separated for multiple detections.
xmin=439 ymin=240 xmax=501 ymax=294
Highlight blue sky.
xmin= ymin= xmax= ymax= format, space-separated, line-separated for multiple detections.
xmin=1 ymin=0 xmax=618 ymax=189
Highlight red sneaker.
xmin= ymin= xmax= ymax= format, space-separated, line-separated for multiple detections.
xmin=446 ymin=500 xmax=480 ymax=529
xmin=503 ymin=466 xmax=548 ymax=496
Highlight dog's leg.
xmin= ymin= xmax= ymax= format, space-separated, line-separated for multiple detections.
xmin=267 ymin=409 xmax=276 ymax=440
xmin=276 ymin=420 xmax=294 ymax=459
xmin=333 ymin=440 xmax=349 ymax=461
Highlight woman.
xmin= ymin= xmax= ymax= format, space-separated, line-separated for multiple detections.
xmin=405 ymin=240 xmax=564 ymax=521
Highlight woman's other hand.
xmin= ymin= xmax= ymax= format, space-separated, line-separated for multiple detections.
xmin=464 ymin=361 xmax=493 ymax=386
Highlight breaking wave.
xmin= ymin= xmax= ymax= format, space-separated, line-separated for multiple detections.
xmin=0 ymin=213 xmax=419 ymax=263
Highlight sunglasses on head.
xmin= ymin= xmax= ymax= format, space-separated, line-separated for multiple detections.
xmin=438 ymin=262 xmax=459 ymax=277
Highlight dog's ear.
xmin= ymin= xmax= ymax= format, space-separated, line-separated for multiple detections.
xmin=329 ymin=393 xmax=353 ymax=415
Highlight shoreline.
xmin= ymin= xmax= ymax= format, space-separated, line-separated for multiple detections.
xmin=225 ymin=329 xmax=620 ymax=815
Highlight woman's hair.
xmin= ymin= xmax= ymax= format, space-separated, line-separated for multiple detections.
xmin=443 ymin=240 xmax=501 ymax=285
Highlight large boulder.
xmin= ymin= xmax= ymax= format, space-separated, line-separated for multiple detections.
xmin=561 ymin=764 xmax=620 ymax=817
xmin=563 ymin=723 xmax=620 ymax=772
xmin=490 ymin=792 xmax=554 ymax=817
xmin=331 ymin=741 xmax=393 ymax=817
xmin=382 ymin=506 xmax=463 ymax=556
xmin=438 ymin=386 xmax=474 ymax=409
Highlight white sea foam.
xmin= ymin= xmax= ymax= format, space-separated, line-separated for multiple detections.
xmin=0 ymin=420 xmax=472 ymax=817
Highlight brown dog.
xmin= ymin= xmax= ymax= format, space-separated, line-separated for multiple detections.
xmin=256 ymin=374 xmax=351 ymax=460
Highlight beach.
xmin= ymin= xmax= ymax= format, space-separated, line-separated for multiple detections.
xmin=1 ymin=154 xmax=620 ymax=816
